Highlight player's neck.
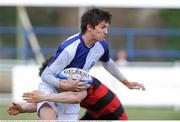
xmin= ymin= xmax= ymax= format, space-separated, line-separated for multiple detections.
xmin=82 ymin=33 xmax=96 ymax=48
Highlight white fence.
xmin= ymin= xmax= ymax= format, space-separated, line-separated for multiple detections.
xmin=89 ymin=65 xmax=180 ymax=107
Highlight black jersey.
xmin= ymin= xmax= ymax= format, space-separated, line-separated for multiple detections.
xmin=80 ymin=78 xmax=128 ymax=120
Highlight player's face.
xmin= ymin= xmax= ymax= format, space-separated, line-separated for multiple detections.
xmin=90 ymin=21 xmax=110 ymax=41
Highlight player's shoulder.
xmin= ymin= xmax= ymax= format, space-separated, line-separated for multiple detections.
xmin=98 ymin=39 xmax=109 ymax=49
xmin=61 ymin=33 xmax=81 ymax=48
xmin=66 ymin=33 xmax=80 ymax=42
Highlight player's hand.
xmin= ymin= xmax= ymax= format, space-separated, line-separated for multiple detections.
xmin=7 ymin=102 xmax=23 ymax=115
xmin=123 ymin=80 xmax=146 ymax=90
xmin=23 ymin=90 xmax=46 ymax=103
xmin=59 ymin=73 xmax=88 ymax=91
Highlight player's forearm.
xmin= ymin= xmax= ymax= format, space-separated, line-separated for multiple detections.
xmin=45 ymin=91 xmax=87 ymax=104
xmin=102 ymin=59 xmax=127 ymax=83
xmin=41 ymin=67 xmax=60 ymax=88
xmin=21 ymin=103 xmax=37 ymax=113
xmin=41 ymin=49 xmax=71 ymax=89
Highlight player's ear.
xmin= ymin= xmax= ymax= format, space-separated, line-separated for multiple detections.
xmin=87 ymin=24 xmax=92 ymax=31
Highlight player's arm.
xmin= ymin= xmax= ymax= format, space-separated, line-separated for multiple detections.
xmin=7 ymin=103 xmax=36 ymax=115
xmin=42 ymin=68 xmax=87 ymax=91
xmin=102 ymin=59 xmax=146 ymax=90
xmin=41 ymin=49 xmax=70 ymax=88
xmin=23 ymin=90 xmax=87 ymax=104
xmin=100 ymin=40 xmax=145 ymax=90
xmin=41 ymin=50 xmax=86 ymax=91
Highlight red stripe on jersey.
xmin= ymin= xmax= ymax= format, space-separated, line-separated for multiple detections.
xmin=118 ymin=112 xmax=128 ymax=120
xmin=81 ymin=83 xmax=109 ymax=106
xmin=87 ymin=95 xmax=120 ymax=118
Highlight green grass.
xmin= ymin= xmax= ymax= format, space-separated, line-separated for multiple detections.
xmin=125 ymin=107 xmax=180 ymax=120
xmin=0 ymin=105 xmax=86 ymax=120
xmin=0 ymin=105 xmax=38 ymax=120
xmin=1 ymin=105 xmax=180 ymax=120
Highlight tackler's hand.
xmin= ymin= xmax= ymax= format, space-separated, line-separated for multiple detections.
xmin=23 ymin=90 xmax=46 ymax=103
xmin=7 ymin=102 xmax=23 ymax=115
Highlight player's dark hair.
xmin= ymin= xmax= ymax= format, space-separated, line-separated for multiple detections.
xmin=39 ymin=56 xmax=54 ymax=76
xmin=81 ymin=8 xmax=112 ymax=34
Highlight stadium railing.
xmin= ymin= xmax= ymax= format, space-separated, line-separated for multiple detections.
xmin=0 ymin=26 xmax=180 ymax=61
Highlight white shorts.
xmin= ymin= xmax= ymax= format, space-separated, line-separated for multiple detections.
xmin=56 ymin=102 xmax=80 ymax=120
xmin=37 ymin=82 xmax=80 ymax=120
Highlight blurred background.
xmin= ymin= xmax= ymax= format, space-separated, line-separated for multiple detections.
xmin=0 ymin=0 xmax=180 ymax=120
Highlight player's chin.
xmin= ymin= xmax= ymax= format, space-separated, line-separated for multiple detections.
xmin=96 ymin=38 xmax=104 ymax=42
xmin=95 ymin=36 xmax=104 ymax=41
xmin=100 ymin=37 xmax=105 ymax=41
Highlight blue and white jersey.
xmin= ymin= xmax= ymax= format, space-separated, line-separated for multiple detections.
xmin=48 ymin=33 xmax=110 ymax=75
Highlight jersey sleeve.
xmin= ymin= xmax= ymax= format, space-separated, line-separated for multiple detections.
xmin=41 ymin=45 xmax=72 ymax=88
xmin=99 ymin=40 xmax=110 ymax=62
xmin=102 ymin=59 xmax=126 ymax=82
xmin=48 ymin=45 xmax=71 ymax=74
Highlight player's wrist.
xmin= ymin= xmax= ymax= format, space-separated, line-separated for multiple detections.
xmin=59 ymin=80 xmax=67 ymax=90
xmin=21 ymin=104 xmax=28 ymax=113
xmin=122 ymin=79 xmax=129 ymax=86
xmin=44 ymin=94 xmax=50 ymax=101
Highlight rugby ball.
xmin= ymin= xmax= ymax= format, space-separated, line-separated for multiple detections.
xmin=56 ymin=68 xmax=93 ymax=85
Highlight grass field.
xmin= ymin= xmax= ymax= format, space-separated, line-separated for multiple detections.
xmin=0 ymin=105 xmax=180 ymax=120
